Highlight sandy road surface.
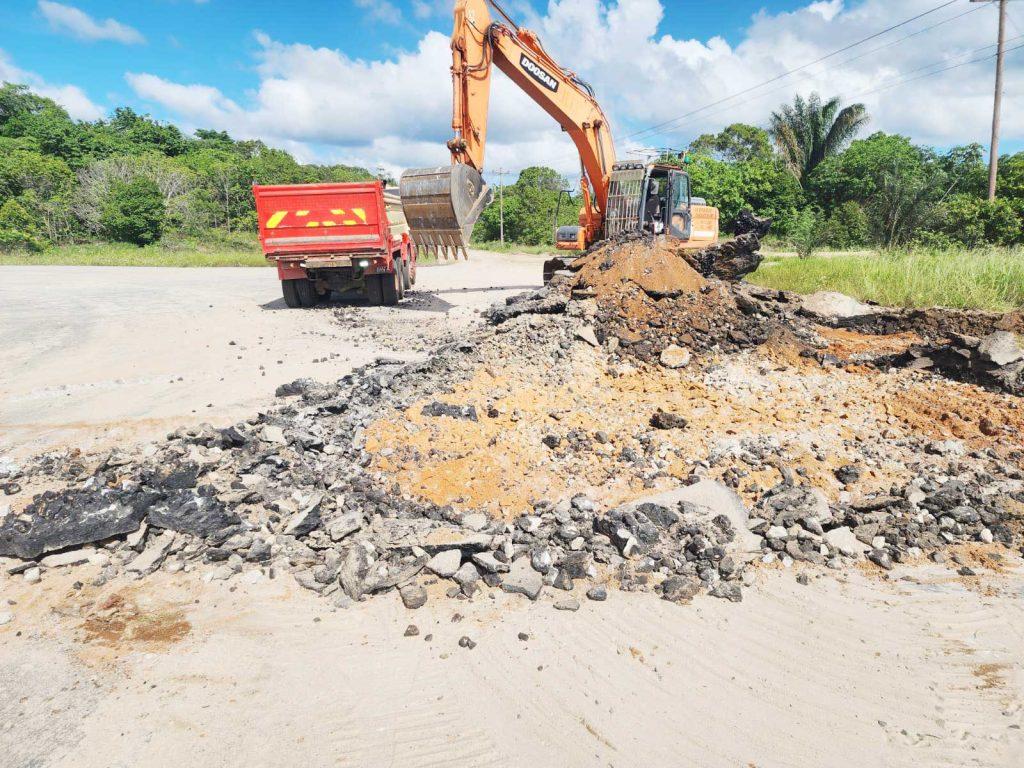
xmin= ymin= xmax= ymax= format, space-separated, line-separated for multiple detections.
xmin=0 ymin=251 xmax=542 ymax=459
xmin=2 ymin=253 xmax=1023 ymax=768
xmin=1 ymin=563 xmax=1021 ymax=768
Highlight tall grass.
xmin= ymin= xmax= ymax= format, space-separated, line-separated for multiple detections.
xmin=748 ymin=246 xmax=1024 ymax=312
xmin=0 ymin=233 xmax=269 ymax=267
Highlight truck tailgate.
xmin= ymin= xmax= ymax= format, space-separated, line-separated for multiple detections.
xmin=253 ymin=182 xmax=387 ymax=257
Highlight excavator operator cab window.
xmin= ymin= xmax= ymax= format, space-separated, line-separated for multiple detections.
xmin=642 ymin=175 xmax=667 ymax=235
xmin=666 ymin=170 xmax=693 ymax=240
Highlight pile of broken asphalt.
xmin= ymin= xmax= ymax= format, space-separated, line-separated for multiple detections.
xmin=2 ymin=232 xmax=1023 ymax=616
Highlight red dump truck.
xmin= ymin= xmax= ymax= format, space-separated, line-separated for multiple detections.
xmin=253 ymin=181 xmax=416 ymax=308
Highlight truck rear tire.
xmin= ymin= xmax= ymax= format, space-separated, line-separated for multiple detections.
xmin=400 ymin=258 xmax=412 ymax=291
xmin=381 ymin=270 xmax=400 ymax=306
xmin=297 ymin=279 xmax=318 ymax=307
xmin=365 ymin=274 xmax=384 ymax=306
xmin=282 ymin=279 xmax=312 ymax=308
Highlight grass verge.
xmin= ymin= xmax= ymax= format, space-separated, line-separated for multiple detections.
xmin=749 ymin=246 xmax=1024 ymax=312
xmin=1 ymin=237 xmax=457 ymax=268
xmin=470 ymin=240 xmax=561 ymax=256
xmin=0 ymin=235 xmax=268 ymax=268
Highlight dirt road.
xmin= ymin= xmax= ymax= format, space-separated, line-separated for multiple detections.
xmin=2 ymin=562 xmax=1021 ymax=768
xmin=0 ymin=251 xmax=541 ymax=459
xmin=2 ymin=249 xmax=1023 ymax=768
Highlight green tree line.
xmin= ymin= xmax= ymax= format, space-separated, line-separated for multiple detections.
xmin=3 ymin=83 xmax=1021 ymax=253
xmin=472 ymin=166 xmax=580 ymax=245
xmin=475 ymin=93 xmax=1024 ymax=250
xmin=0 ymin=83 xmax=375 ymax=250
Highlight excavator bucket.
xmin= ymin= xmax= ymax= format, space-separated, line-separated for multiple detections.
xmin=399 ymin=164 xmax=493 ymax=259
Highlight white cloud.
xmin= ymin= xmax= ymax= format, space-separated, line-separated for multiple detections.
xmin=528 ymin=0 xmax=1022 ymax=151
xmin=125 ymin=73 xmax=242 ymax=125
xmin=126 ymin=0 xmax=1023 ymax=177
xmin=128 ymin=29 xmax=568 ymax=170
xmin=807 ymin=1 xmax=844 ymax=22
xmin=38 ymin=1 xmax=145 ymax=45
xmin=0 ymin=48 xmax=104 ymax=120
xmin=353 ymin=0 xmax=402 ymax=25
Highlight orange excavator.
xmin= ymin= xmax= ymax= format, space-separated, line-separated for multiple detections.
xmin=400 ymin=0 xmax=719 ymax=270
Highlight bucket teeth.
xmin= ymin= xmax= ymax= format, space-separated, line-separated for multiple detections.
xmin=400 ymin=164 xmax=492 ymax=259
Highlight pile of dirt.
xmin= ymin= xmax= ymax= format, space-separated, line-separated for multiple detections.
xmin=571 ymin=237 xmax=707 ymax=300
xmin=550 ymin=235 xmax=800 ymax=364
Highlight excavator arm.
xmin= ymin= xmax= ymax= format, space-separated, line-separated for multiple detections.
xmin=400 ymin=0 xmax=617 ymax=256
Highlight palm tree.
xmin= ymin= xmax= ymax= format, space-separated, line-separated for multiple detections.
xmin=770 ymin=93 xmax=869 ymax=185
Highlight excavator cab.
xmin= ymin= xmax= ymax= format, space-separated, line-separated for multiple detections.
xmin=640 ymin=166 xmax=692 ymax=239
xmin=605 ymin=163 xmax=693 ymax=241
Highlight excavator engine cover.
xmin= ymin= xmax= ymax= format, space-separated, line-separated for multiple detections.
xmin=399 ymin=164 xmax=493 ymax=259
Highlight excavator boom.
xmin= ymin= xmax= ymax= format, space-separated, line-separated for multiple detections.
xmin=400 ymin=0 xmax=616 ymax=257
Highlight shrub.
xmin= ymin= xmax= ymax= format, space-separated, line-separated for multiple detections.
xmin=789 ymin=208 xmax=828 ymax=259
xmin=0 ymin=197 xmax=45 ymax=251
xmin=924 ymin=194 xmax=1023 ymax=248
xmin=825 ymin=201 xmax=870 ymax=248
xmin=911 ymin=230 xmax=957 ymax=250
xmin=100 ymin=176 xmax=165 ymax=245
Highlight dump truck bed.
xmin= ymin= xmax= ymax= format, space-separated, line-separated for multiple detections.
xmin=251 ymin=181 xmax=416 ymax=308
xmin=253 ymin=181 xmax=397 ymax=258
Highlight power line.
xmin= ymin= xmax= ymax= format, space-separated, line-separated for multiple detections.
xmin=629 ymin=31 xmax=1022 ymax=151
xmin=635 ymin=2 xmax=988 ymax=141
xmin=625 ymin=0 xmax=962 ymax=142
xmin=855 ymin=39 xmax=1023 ymax=98
xmin=812 ymin=3 xmax=987 ymax=73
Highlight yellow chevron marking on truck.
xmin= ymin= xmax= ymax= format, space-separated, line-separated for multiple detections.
xmin=265 ymin=211 xmax=288 ymax=229
xmin=266 ymin=208 xmax=369 ymax=230
xmin=328 ymin=208 xmax=366 ymax=224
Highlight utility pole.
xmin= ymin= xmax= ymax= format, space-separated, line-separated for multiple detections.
xmin=973 ymin=0 xmax=1009 ymax=200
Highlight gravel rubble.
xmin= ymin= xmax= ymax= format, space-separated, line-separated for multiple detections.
xmin=1 ymin=234 xmax=1023 ymax=610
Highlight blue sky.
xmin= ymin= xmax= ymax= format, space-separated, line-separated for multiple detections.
xmin=0 ymin=1 xmax=809 ymax=110
xmin=0 ymin=1 xmax=1020 ymax=176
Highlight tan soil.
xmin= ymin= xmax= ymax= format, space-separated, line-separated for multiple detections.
xmin=883 ymin=378 xmax=1024 ymax=443
xmin=572 ymin=238 xmax=706 ymax=300
xmin=365 ymin=341 xmax=1024 ymax=518
xmin=80 ymin=592 xmax=191 ymax=648
xmin=815 ymin=325 xmax=922 ymax=359
xmin=973 ymin=662 xmax=1011 ymax=690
